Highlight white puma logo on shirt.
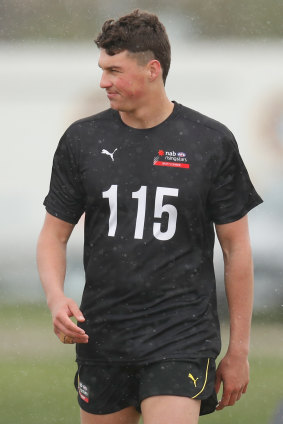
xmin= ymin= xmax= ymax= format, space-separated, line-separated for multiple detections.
xmin=101 ymin=148 xmax=118 ymax=162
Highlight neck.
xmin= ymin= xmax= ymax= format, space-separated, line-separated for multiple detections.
xmin=119 ymin=91 xmax=174 ymax=129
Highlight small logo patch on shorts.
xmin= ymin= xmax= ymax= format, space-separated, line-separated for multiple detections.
xmin=188 ymin=373 xmax=199 ymax=387
xmin=78 ymin=380 xmax=90 ymax=403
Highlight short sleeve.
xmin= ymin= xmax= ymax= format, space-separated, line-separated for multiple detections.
xmin=43 ymin=129 xmax=85 ymax=224
xmin=208 ymin=132 xmax=263 ymax=224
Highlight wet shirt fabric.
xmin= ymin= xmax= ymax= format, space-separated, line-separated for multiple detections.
xmin=44 ymin=102 xmax=263 ymax=365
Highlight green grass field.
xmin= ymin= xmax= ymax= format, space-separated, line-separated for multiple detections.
xmin=1 ymin=304 xmax=282 ymax=424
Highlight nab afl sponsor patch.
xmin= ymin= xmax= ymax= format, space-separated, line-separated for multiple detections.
xmin=78 ymin=379 xmax=90 ymax=403
xmin=153 ymin=149 xmax=190 ymax=169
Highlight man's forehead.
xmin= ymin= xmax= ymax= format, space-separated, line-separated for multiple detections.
xmin=98 ymin=49 xmax=130 ymax=68
xmin=98 ymin=49 xmax=154 ymax=69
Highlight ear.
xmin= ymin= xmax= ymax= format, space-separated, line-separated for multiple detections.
xmin=147 ymin=60 xmax=162 ymax=82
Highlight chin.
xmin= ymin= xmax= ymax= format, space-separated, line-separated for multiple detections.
xmin=107 ymin=101 xmax=119 ymax=111
xmin=109 ymin=103 xmax=129 ymax=113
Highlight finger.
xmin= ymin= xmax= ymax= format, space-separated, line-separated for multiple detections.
xmin=59 ymin=332 xmax=75 ymax=344
xmin=63 ymin=333 xmax=89 ymax=344
xmin=55 ymin=307 xmax=86 ymax=332
xmin=216 ymin=390 xmax=231 ymax=410
xmin=73 ymin=336 xmax=89 ymax=344
xmin=236 ymin=390 xmax=243 ymax=401
xmin=58 ymin=334 xmax=89 ymax=345
xmin=242 ymin=383 xmax=248 ymax=394
xmin=54 ymin=317 xmax=86 ymax=337
xmin=227 ymin=391 xmax=239 ymax=406
xmin=217 ymin=388 xmax=243 ymax=410
xmin=55 ymin=329 xmax=89 ymax=344
xmin=67 ymin=299 xmax=85 ymax=322
xmin=214 ymin=369 xmax=222 ymax=394
xmin=63 ymin=318 xmax=86 ymax=334
xmin=216 ymin=398 xmax=226 ymax=410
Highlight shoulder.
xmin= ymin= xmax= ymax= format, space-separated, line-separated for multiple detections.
xmin=66 ymin=108 xmax=116 ymax=133
xmin=58 ymin=108 xmax=117 ymax=152
xmin=176 ymin=102 xmax=237 ymax=149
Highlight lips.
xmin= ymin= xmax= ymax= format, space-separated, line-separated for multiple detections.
xmin=107 ymin=91 xmax=119 ymax=99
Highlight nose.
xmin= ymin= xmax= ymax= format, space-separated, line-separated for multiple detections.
xmin=100 ymin=71 xmax=112 ymax=89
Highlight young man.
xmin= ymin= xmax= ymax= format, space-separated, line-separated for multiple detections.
xmin=37 ymin=9 xmax=263 ymax=424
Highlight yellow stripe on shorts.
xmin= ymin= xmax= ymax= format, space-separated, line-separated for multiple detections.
xmin=192 ymin=358 xmax=210 ymax=399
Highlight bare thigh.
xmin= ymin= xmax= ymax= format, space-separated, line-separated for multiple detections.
xmin=80 ymin=406 xmax=140 ymax=424
xmin=141 ymin=395 xmax=201 ymax=424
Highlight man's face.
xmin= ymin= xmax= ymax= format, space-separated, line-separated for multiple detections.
xmin=98 ymin=49 xmax=149 ymax=112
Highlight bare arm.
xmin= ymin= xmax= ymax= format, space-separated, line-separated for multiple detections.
xmin=215 ymin=214 xmax=253 ymax=410
xmin=37 ymin=212 xmax=88 ymax=343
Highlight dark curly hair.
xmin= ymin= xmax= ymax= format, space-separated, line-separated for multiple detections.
xmin=95 ymin=9 xmax=171 ymax=84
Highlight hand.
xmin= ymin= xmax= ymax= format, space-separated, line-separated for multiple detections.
xmin=50 ymin=295 xmax=89 ymax=344
xmin=215 ymin=352 xmax=249 ymax=410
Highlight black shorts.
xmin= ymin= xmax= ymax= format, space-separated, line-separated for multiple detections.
xmin=74 ymin=358 xmax=218 ymax=416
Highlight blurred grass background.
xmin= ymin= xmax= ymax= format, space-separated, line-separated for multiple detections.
xmin=1 ymin=304 xmax=282 ymax=424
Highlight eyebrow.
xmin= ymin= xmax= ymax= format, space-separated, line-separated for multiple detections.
xmin=98 ymin=63 xmax=122 ymax=70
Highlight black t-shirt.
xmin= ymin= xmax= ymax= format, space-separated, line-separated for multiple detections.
xmin=44 ymin=102 xmax=262 ymax=365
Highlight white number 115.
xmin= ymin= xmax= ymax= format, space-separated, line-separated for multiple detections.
xmin=102 ymin=185 xmax=179 ymax=241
